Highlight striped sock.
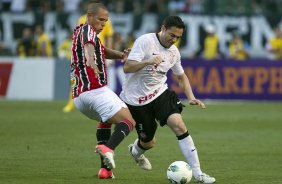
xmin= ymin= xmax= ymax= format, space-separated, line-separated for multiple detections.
xmin=96 ymin=122 xmax=111 ymax=170
xmin=106 ymin=119 xmax=133 ymax=150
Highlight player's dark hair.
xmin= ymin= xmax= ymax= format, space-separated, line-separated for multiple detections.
xmin=162 ymin=16 xmax=185 ymax=30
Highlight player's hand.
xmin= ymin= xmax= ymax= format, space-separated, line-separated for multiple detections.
xmin=86 ymin=61 xmax=102 ymax=78
xmin=149 ymin=55 xmax=163 ymax=67
xmin=189 ymin=99 xmax=206 ymax=109
xmin=121 ymin=48 xmax=131 ymax=63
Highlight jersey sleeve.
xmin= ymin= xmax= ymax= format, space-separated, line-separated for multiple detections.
xmin=127 ymin=36 xmax=147 ymax=62
xmin=81 ymin=25 xmax=97 ymax=47
xmin=171 ymin=49 xmax=184 ymax=75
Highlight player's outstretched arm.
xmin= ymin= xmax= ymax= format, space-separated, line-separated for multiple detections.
xmin=175 ymin=73 xmax=205 ymax=109
xmin=104 ymin=47 xmax=124 ymax=60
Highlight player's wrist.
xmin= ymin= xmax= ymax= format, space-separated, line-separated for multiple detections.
xmin=144 ymin=59 xmax=153 ymax=65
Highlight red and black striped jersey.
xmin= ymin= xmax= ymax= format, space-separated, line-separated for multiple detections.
xmin=70 ymin=24 xmax=107 ymax=98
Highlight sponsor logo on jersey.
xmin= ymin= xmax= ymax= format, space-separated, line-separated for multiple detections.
xmin=138 ymin=88 xmax=160 ymax=104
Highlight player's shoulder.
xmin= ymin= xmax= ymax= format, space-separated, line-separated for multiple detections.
xmin=168 ymin=45 xmax=181 ymax=60
xmin=74 ymin=23 xmax=87 ymax=31
xmin=170 ymin=44 xmax=180 ymax=54
xmin=137 ymin=33 xmax=155 ymax=42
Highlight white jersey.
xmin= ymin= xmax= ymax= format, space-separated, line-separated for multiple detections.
xmin=120 ymin=33 xmax=184 ymax=106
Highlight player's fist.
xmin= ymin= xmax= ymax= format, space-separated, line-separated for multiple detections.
xmin=149 ymin=55 xmax=162 ymax=67
xmin=121 ymin=48 xmax=131 ymax=63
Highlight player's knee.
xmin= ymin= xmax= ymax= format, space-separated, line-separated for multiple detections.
xmin=127 ymin=117 xmax=136 ymax=127
xmin=168 ymin=119 xmax=187 ymax=135
xmin=121 ymin=108 xmax=136 ymax=127
xmin=178 ymin=125 xmax=187 ymax=134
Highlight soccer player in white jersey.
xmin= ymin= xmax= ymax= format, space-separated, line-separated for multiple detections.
xmin=120 ymin=16 xmax=216 ymax=183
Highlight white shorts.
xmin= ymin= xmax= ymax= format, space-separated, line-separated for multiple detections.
xmin=73 ymin=86 xmax=127 ymax=122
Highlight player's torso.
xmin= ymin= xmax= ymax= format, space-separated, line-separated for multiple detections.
xmin=123 ymin=34 xmax=179 ymax=105
xmin=71 ymin=24 xmax=107 ymax=98
xmin=138 ymin=34 xmax=179 ymax=88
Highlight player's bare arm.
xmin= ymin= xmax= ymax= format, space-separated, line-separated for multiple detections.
xmin=175 ymin=73 xmax=205 ymax=109
xmin=124 ymin=55 xmax=162 ymax=73
xmin=104 ymin=47 xmax=131 ymax=62
xmin=104 ymin=47 xmax=124 ymax=59
xmin=84 ymin=43 xmax=102 ymax=78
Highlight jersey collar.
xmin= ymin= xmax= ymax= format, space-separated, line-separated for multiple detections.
xmin=156 ymin=33 xmax=169 ymax=49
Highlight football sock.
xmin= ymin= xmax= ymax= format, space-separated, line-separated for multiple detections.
xmin=131 ymin=139 xmax=146 ymax=158
xmin=106 ymin=119 xmax=133 ymax=150
xmin=96 ymin=122 xmax=112 ymax=170
xmin=177 ymin=132 xmax=202 ymax=176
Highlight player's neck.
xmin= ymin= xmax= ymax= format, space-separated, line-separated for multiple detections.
xmin=156 ymin=32 xmax=168 ymax=48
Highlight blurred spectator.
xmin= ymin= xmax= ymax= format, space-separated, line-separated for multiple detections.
xmin=228 ymin=32 xmax=249 ymax=60
xmin=266 ymin=26 xmax=282 ymax=60
xmin=16 ymin=27 xmax=36 ymax=57
xmin=34 ymin=24 xmax=53 ymax=57
xmin=0 ymin=42 xmax=12 ymax=56
xmin=57 ymin=32 xmax=72 ymax=60
xmin=197 ymin=24 xmax=220 ymax=60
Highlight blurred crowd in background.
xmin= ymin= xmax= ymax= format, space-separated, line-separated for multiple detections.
xmin=1 ymin=0 xmax=282 ymax=16
xmin=0 ymin=0 xmax=282 ymax=60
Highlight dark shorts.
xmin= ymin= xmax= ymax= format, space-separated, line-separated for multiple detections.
xmin=126 ymin=90 xmax=184 ymax=142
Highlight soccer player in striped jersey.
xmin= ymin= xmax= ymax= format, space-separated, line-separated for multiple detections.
xmin=70 ymin=2 xmax=135 ymax=179
xmin=62 ymin=0 xmax=114 ymax=113
xmin=120 ymin=16 xmax=216 ymax=183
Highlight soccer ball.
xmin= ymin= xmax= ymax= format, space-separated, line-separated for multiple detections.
xmin=167 ymin=161 xmax=192 ymax=184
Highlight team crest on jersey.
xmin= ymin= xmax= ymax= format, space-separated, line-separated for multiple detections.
xmin=71 ymin=73 xmax=79 ymax=88
xmin=168 ymin=50 xmax=176 ymax=64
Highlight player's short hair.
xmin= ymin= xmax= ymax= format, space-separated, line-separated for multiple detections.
xmin=162 ymin=16 xmax=185 ymax=30
xmin=87 ymin=1 xmax=107 ymax=15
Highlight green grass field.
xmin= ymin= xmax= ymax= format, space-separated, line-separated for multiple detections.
xmin=0 ymin=100 xmax=282 ymax=184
